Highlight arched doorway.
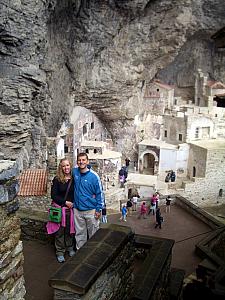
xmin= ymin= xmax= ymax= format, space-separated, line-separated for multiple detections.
xmin=143 ymin=153 xmax=155 ymax=175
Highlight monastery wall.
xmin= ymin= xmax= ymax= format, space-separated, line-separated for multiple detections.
xmin=187 ymin=144 xmax=207 ymax=178
xmin=184 ymin=147 xmax=225 ymax=204
xmin=163 ymin=116 xmax=186 ymax=143
xmin=186 ymin=115 xmax=214 ymax=141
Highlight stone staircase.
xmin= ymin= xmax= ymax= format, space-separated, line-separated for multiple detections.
xmin=183 ymin=258 xmax=225 ymax=298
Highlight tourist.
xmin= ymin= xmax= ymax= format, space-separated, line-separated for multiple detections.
xmin=165 ymin=171 xmax=171 ymax=182
xmin=165 ymin=195 xmax=172 ymax=213
xmin=126 ymin=198 xmax=133 ymax=216
xmin=170 ymin=171 xmax=176 ymax=182
xmin=121 ymin=204 xmax=127 ymax=222
xmin=119 ymin=174 xmax=125 ymax=188
xmin=148 ymin=194 xmax=157 ymax=215
xmin=47 ymin=158 xmax=75 ymax=263
xmin=101 ymin=205 xmax=108 ymax=223
xmin=119 ymin=166 xmax=128 ymax=187
xmin=73 ymin=153 xmax=104 ymax=250
xmin=125 ymin=157 xmax=130 ymax=171
xmin=140 ymin=201 xmax=147 ymax=219
xmin=155 ymin=208 xmax=163 ymax=229
xmin=132 ymin=194 xmax=138 ymax=211
xmin=148 ymin=202 xmax=156 ymax=216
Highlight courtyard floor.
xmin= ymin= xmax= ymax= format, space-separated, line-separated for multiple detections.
xmin=23 ymin=203 xmax=213 ymax=300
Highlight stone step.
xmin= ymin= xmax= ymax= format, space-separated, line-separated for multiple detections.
xmin=197 ymin=258 xmax=217 ymax=276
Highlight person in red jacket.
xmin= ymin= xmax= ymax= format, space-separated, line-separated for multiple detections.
xmin=140 ymin=202 xmax=147 ymax=219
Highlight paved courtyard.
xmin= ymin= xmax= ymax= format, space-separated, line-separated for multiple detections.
xmin=23 ymin=203 xmax=212 ymax=300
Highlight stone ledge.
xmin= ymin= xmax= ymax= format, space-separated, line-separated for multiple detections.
xmin=17 ymin=208 xmax=48 ymax=222
xmin=175 ymin=195 xmax=223 ymax=229
xmin=49 ymin=225 xmax=133 ymax=295
xmin=131 ymin=234 xmax=174 ymax=300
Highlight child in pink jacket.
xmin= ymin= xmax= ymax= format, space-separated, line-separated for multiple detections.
xmin=140 ymin=202 xmax=147 ymax=219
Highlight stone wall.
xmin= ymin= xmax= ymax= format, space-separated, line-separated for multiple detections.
xmin=163 ymin=115 xmax=187 ymax=144
xmin=184 ymin=145 xmax=225 ymax=204
xmin=175 ymin=195 xmax=222 ymax=229
xmin=0 ymin=160 xmax=26 ymax=299
xmin=18 ymin=195 xmax=51 ymax=212
xmin=187 ymin=144 xmax=207 ymax=178
xmin=49 ymin=225 xmax=175 ymax=300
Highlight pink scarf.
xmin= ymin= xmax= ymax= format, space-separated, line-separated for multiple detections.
xmin=46 ymin=202 xmax=75 ymax=234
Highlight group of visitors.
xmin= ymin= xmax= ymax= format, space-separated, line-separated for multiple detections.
xmin=120 ymin=193 xmax=139 ymax=221
xmin=46 ymin=153 xmax=105 ymax=263
xmin=165 ymin=170 xmax=176 ymax=182
xmin=47 ymin=152 xmax=174 ymax=262
xmin=135 ymin=193 xmax=173 ymax=229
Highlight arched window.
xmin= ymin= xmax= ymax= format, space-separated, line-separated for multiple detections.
xmin=85 ymin=149 xmax=89 ymax=154
xmin=94 ymin=149 xmax=97 ymax=154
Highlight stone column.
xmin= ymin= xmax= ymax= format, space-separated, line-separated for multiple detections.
xmin=0 ymin=160 xmax=26 ymax=299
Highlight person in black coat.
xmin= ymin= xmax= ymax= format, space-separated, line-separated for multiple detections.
xmin=155 ymin=208 xmax=163 ymax=229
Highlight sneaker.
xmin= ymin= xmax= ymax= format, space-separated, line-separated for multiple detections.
xmin=57 ymin=255 xmax=65 ymax=263
xmin=68 ymin=250 xmax=76 ymax=257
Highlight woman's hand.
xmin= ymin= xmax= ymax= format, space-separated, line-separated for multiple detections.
xmin=94 ymin=211 xmax=101 ymax=220
xmin=65 ymin=201 xmax=73 ymax=209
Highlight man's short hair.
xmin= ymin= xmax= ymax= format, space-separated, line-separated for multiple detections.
xmin=77 ymin=152 xmax=89 ymax=160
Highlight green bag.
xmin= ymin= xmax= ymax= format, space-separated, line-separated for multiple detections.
xmin=49 ymin=207 xmax=62 ymax=223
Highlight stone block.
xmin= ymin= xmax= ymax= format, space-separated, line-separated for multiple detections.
xmin=0 ymin=160 xmax=19 ymax=183
xmin=0 ymin=185 xmax=8 ymax=204
xmin=49 ymin=225 xmax=133 ymax=295
xmin=6 ymin=199 xmax=20 ymax=215
xmin=7 ymin=180 xmax=19 ymax=202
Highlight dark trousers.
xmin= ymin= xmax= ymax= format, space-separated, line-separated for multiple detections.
xmin=155 ymin=221 xmax=162 ymax=229
xmin=55 ymin=210 xmax=74 ymax=256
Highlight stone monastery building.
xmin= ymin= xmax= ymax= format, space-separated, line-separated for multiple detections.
xmin=137 ymin=70 xmax=225 ymax=205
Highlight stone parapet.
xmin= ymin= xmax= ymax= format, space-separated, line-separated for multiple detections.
xmin=0 ymin=160 xmax=26 ymax=299
xmin=49 ymin=225 xmax=175 ymax=300
xmin=174 ymin=195 xmax=223 ymax=229
xmin=132 ymin=235 xmax=174 ymax=300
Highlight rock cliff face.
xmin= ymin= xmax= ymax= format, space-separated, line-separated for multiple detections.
xmin=1 ymin=0 xmax=225 ymax=167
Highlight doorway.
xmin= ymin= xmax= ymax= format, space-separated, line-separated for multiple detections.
xmin=143 ymin=153 xmax=155 ymax=175
xmin=193 ymin=166 xmax=196 ymax=177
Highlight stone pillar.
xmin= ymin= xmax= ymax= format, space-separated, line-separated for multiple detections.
xmin=0 ymin=160 xmax=26 ymax=299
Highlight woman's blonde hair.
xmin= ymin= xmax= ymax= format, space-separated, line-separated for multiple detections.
xmin=56 ymin=158 xmax=72 ymax=183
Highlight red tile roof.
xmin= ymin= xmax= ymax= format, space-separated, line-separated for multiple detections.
xmin=153 ymin=80 xmax=174 ymax=90
xmin=18 ymin=169 xmax=48 ymax=196
xmin=207 ymin=80 xmax=225 ymax=89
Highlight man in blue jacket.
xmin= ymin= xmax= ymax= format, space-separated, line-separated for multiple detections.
xmin=73 ymin=152 xmax=104 ymax=249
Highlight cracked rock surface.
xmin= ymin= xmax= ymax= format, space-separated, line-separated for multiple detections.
xmin=0 ymin=0 xmax=225 ymax=166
